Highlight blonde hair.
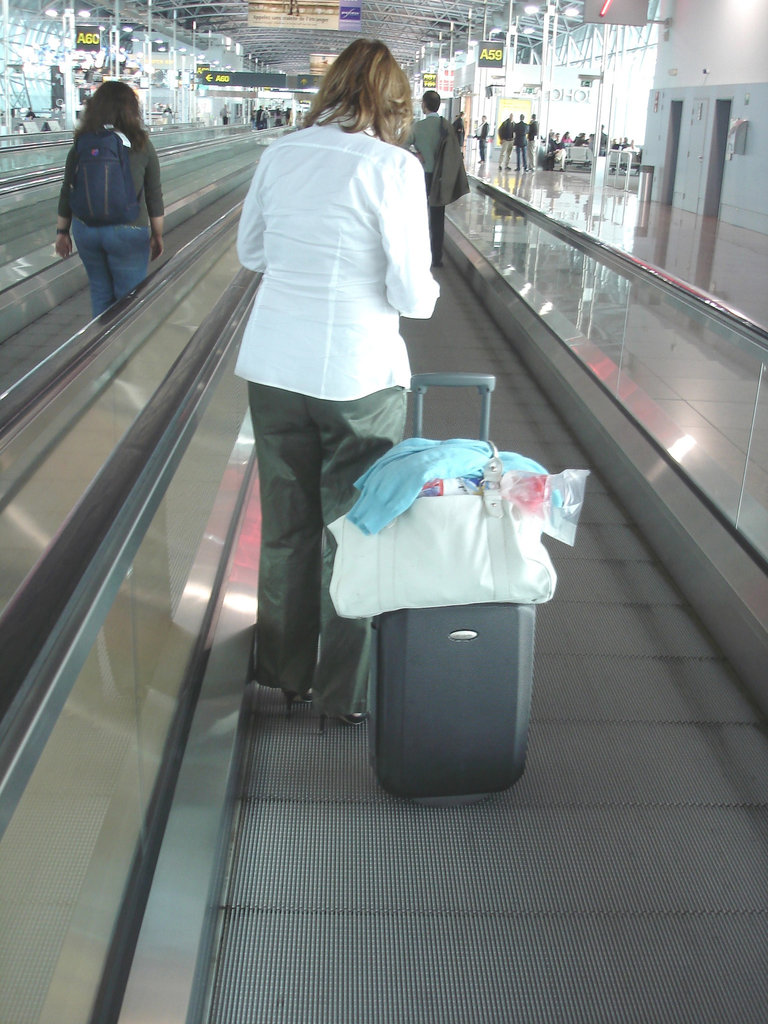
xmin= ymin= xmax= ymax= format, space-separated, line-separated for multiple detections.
xmin=303 ymin=39 xmax=413 ymax=145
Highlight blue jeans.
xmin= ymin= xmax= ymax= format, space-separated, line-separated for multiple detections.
xmin=71 ymin=220 xmax=151 ymax=317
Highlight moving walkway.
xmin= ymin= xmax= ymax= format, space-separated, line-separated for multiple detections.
xmin=1 ymin=178 xmax=766 ymax=1024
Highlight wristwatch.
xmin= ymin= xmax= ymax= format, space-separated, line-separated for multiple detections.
xmin=56 ymin=228 xmax=70 ymax=234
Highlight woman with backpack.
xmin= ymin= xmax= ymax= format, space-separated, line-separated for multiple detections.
xmin=55 ymin=81 xmax=165 ymax=317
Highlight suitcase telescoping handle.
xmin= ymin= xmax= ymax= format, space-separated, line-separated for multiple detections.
xmin=410 ymin=372 xmax=496 ymax=442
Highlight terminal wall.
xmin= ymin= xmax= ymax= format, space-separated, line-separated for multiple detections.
xmin=643 ymin=0 xmax=767 ymax=233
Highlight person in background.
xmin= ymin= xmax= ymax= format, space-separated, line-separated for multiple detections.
xmin=527 ymin=115 xmax=539 ymax=171
xmin=221 ymin=103 xmax=230 ymax=125
xmin=55 ymin=80 xmax=164 ymax=317
xmin=235 ymin=38 xmax=439 ymax=726
xmin=513 ymin=114 xmax=528 ymax=171
xmin=553 ymin=133 xmax=567 ymax=171
xmin=497 ymin=112 xmax=514 ymax=170
xmin=410 ymin=89 xmax=449 ymax=268
xmin=452 ymin=110 xmax=465 ymax=151
xmin=475 ymin=115 xmax=489 ymax=162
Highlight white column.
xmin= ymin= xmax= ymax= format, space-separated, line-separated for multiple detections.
xmin=146 ymin=0 xmax=153 ymax=122
xmin=63 ymin=7 xmax=76 ymax=130
xmin=3 ymin=0 xmax=11 ymax=133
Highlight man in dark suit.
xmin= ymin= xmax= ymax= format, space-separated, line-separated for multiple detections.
xmin=452 ymin=111 xmax=465 ymax=150
xmin=411 ymin=90 xmax=447 ymax=267
xmin=475 ymin=115 xmax=490 ymax=162
xmin=513 ymin=114 xmax=528 ymax=171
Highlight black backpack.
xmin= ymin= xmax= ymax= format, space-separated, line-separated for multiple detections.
xmin=69 ymin=130 xmax=142 ymax=226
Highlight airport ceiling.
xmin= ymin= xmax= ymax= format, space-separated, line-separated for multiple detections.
xmin=124 ymin=0 xmax=587 ymax=74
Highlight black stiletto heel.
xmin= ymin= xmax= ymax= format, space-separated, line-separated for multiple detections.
xmin=319 ymin=712 xmax=367 ymax=733
xmin=283 ymin=690 xmax=313 ymax=715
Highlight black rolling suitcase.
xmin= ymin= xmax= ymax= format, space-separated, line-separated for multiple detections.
xmin=368 ymin=373 xmax=537 ymax=803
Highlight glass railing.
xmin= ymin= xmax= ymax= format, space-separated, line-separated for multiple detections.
xmin=0 ymin=131 xmax=268 ymax=294
xmin=0 ymin=236 xmax=257 ymax=1023
xmin=450 ymin=183 xmax=768 ymax=561
xmin=0 ymin=216 xmax=240 ymax=616
xmin=0 ymin=123 xmax=257 ymax=176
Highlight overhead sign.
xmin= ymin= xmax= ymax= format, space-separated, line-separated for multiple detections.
xmin=582 ymin=0 xmax=648 ymax=26
xmin=197 ymin=70 xmax=287 ymax=88
xmin=310 ymin=53 xmax=337 ymax=75
xmin=478 ymin=42 xmax=505 ymax=68
xmin=422 ymin=72 xmax=437 ymax=89
xmin=290 ymin=74 xmax=322 ymax=90
xmin=75 ymin=27 xmax=102 ymax=51
xmin=248 ymin=0 xmax=360 ymax=32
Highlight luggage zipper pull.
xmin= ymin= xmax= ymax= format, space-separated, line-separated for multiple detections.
xmin=482 ymin=444 xmax=504 ymax=518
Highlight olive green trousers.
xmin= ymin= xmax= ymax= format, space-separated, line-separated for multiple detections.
xmin=248 ymin=383 xmax=406 ymax=716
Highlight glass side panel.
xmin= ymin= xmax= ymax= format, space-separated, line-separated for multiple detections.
xmin=0 ymin=349 xmax=249 ymax=1024
xmin=0 ymin=234 xmax=240 ymax=616
xmin=450 ymin=189 xmax=768 ymax=558
xmin=0 ymin=133 xmax=266 ymax=290
xmin=740 ymin=366 xmax=768 ymax=551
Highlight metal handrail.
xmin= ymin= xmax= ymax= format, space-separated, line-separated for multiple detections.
xmin=473 ymin=178 xmax=768 ymax=356
xmin=0 ymin=263 xmax=260 ymax=832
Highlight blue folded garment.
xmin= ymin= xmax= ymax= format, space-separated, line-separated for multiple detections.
xmin=348 ymin=437 xmax=548 ymax=535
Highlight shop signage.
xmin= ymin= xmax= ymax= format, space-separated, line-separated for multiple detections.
xmin=478 ymin=42 xmax=505 ymax=68
xmin=75 ymin=27 xmax=102 ymax=51
xmin=423 ymin=73 xmax=437 ymax=89
xmin=437 ymin=67 xmax=454 ymax=94
xmin=248 ymin=0 xmax=360 ymax=32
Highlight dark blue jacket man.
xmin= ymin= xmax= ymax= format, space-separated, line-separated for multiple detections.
xmin=512 ymin=115 xmax=528 ymax=170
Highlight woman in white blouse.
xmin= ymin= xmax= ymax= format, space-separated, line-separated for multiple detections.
xmin=236 ymin=38 xmax=439 ymax=725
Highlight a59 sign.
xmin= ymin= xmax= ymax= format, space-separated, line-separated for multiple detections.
xmin=478 ymin=42 xmax=505 ymax=68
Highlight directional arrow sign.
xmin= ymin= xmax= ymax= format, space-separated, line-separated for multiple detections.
xmin=197 ymin=70 xmax=287 ymax=88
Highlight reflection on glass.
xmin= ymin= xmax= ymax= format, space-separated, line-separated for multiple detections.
xmin=449 ymin=189 xmax=768 ymax=557
xmin=0 ymin=241 xmax=240 ymax=618
xmin=0 ymin=352 xmax=248 ymax=1024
